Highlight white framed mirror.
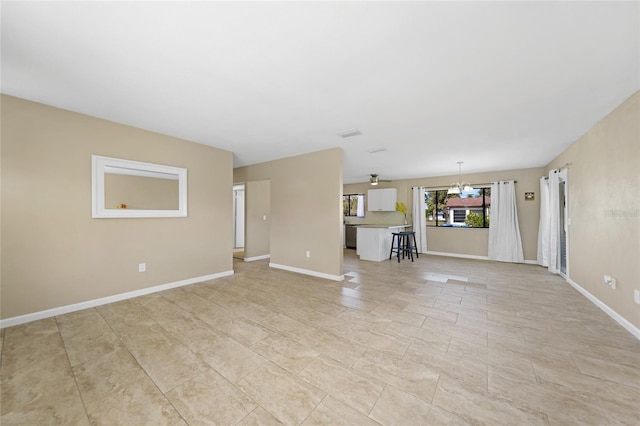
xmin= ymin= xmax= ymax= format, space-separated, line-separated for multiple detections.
xmin=92 ymin=155 xmax=187 ymax=218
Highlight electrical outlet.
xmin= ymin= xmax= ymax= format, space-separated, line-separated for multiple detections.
xmin=306 ymin=251 xmax=311 ymax=258
xmin=634 ymin=289 xmax=640 ymax=305
xmin=139 ymin=263 xmax=146 ymax=272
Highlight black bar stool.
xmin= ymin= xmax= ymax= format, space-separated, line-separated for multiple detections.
xmin=389 ymin=232 xmax=404 ymax=262
xmin=389 ymin=231 xmax=419 ymax=262
xmin=402 ymin=231 xmax=419 ymax=261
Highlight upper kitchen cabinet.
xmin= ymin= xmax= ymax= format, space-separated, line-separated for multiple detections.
xmin=367 ymin=188 xmax=397 ymax=211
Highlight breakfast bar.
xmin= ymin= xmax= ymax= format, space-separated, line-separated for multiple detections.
xmin=356 ymin=224 xmax=411 ymax=261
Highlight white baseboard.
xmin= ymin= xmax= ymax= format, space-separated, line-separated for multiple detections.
xmin=244 ymin=254 xmax=270 ymax=262
xmin=0 ymin=270 xmax=234 ymax=329
xmin=426 ymin=251 xmax=489 ymax=261
xmin=566 ymin=277 xmax=640 ymax=341
xmin=425 ymin=251 xmax=536 ymax=264
xmin=269 ymin=263 xmax=344 ymax=282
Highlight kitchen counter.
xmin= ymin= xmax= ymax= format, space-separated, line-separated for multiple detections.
xmin=356 ymin=225 xmax=412 ymax=261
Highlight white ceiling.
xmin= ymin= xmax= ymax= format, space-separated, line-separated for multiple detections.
xmin=2 ymin=1 xmax=638 ymax=183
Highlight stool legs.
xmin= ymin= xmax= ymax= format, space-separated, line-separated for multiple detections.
xmin=389 ymin=233 xmax=405 ymax=262
xmin=405 ymin=233 xmax=414 ymax=262
xmin=411 ymin=232 xmax=419 ymax=259
xmin=389 ymin=232 xmax=420 ymax=263
xmin=389 ymin=231 xmax=418 ymax=263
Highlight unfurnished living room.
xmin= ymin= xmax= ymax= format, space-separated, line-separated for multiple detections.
xmin=1 ymin=1 xmax=639 ymax=425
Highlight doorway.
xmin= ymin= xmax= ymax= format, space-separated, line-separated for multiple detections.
xmin=233 ymin=184 xmax=245 ymax=257
xmin=558 ymin=170 xmax=569 ymax=277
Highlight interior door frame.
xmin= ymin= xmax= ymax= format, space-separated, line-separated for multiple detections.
xmin=233 ymin=183 xmax=245 ymax=249
xmin=558 ymin=169 xmax=569 ymax=278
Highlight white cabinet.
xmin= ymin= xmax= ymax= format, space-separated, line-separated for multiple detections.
xmin=367 ymin=188 xmax=397 ymax=211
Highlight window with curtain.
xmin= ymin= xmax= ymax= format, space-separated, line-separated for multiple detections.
xmin=343 ymin=194 xmax=364 ymax=217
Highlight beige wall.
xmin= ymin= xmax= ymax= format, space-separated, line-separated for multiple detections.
xmin=244 ymin=179 xmax=271 ymax=259
xmin=1 ymin=95 xmax=233 ymax=320
xmin=4 ymin=89 xmax=636 ymax=330
xmin=235 ymin=148 xmax=344 ymax=278
xmin=547 ymin=91 xmax=640 ymax=330
xmin=344 ymin=167 xmax=544 ymax=261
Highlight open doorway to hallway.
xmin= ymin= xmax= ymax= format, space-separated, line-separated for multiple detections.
xmin=558 ymin=172 xmax=569 ymax=277
xmin=233 ymin=183 xmax=245 ymax=259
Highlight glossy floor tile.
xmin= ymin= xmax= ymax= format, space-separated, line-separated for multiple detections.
xmin=1 ymin=250 xmax=639 ymax=425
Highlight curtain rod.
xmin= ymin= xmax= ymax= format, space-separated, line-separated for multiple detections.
xmin=545 ymin=162 xmax=573 ymax=178
xmin=412 ymin=181 xmax=516 ymax=190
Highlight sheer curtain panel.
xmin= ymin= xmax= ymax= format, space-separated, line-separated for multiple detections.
xmin=488 ymin=181 xmax=524 ymax=263
xmin=537 ymin=176 xmax=550 ymax=267
xmin=538 ymin=170 xmax=561 ymax=273
xmin=412 ymin=187 xmax=427 ymax=253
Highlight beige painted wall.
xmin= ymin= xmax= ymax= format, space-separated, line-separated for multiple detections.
xmin=235 ymin=148 xmax=344 ymax=278
xmin=547 ymin=91 xmax=640 ymax=330
xmin=244 ymin=179 xmax=271 ymax=259
xmin=344 ymin=167 xmax=544 ymax=261
xmin=1 ymin=95 xmax=233 ymax=320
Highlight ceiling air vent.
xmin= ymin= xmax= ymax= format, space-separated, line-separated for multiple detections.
xmin=337 ymin=128 xmax=362 ymax=138
xmin=367 ymin=147 xmax=387 ymax=154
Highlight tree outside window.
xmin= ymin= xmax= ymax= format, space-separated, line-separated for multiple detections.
xmin=343 ymin=194 xmax=364 ymax=217
xmin=425 ymin=187 xmax=491 ymax=227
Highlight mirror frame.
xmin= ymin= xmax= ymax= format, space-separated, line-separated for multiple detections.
xmin=92 ymin=155 xmax=188 ymax=218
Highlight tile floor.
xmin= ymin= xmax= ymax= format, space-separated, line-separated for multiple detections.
xmin=1 ymin=251 xmax=639 ymax=425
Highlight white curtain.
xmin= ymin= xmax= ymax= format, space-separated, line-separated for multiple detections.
xmin=356 ymin=195 xmax=365 ymax=218
xmin=412 ymin=187 xmax=427 ymax=253
xmin=537 ymin=176 xmax=550 ymax=266
xmin=538 ymin=170 xmax=561 ymax=273
xmin=488 ymin=181 xmax=524 ymax=263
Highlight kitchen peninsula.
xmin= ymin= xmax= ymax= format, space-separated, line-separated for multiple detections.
xmin=356 ymin=224 xmax=411 ymax=261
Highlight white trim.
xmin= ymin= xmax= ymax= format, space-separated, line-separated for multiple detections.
xmin=92 ymin=155 xmax=188 ymax=218
xmin=425 ymin=251 xmax=536 ymax=264
xmin=269 ymin=263 xmax=344 ymax=281
xmin=426 ymin=251 xmax=489 ymax=261
xmin=566 ymin=277 xmax=640 ymax=341
xmin=559 ymin=169 xmax=570 ymax=278
xmin=245 ymin=254 xmax=271 ymax=262
xmin=0 ymin=271 xmax=233 ymax=329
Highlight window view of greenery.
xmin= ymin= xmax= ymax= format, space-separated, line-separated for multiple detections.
xmin=425 ymin=187 xmax=491 ymax=228
xmin=343 ymin=194 xmax=364 ymax=217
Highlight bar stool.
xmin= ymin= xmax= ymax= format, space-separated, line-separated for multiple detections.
xmin=389 ymin=232 xmax=404 ymax=262
xmin=389 ymin=231 xmax=419 ymax=262
xmin=402 ymin=231 xmax=419 ymax=261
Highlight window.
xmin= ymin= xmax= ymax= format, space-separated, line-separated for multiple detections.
xmin=343 ymin=194 xmax=364 ymax=217
xmin=453 ymin=210 xmax=466 ymax=223
xmin=425 ymin=187 xmax=491 ymax=228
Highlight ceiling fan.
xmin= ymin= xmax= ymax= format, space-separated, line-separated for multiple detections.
xmin=369 ymin=174 xmax=392 ymax=186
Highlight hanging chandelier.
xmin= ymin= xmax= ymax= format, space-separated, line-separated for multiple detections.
xmin=447 ymin=162 xmax=474 ymax=195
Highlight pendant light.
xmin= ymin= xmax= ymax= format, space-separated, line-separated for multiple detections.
xmin=447 ymin=162 xmax=474 ymax=195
